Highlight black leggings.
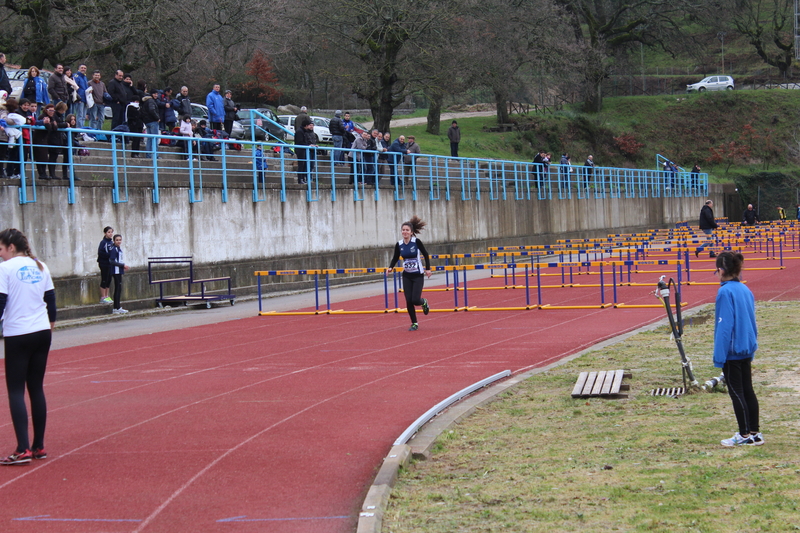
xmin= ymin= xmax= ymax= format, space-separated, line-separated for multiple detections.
xmin=4 ymin=329 xmax=51 ymax=452
xmin=402 ymin=272 xmax=425 ymax=324
xmin=113 ymin=273 xmax=124 ymax=309
xmin=723 ymin=359 xmax=759 ymax=435
xmin=99 ymin=264 xmax=112 ymax=289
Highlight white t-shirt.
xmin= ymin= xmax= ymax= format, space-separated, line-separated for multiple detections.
xmin=0 ymin=256 xmax=54 ymax=337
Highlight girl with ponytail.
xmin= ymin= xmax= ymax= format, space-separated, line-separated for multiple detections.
xmin=713 ymin=251 xmax=762 ymax=447
xmin=387 ymin=216 xmax=432 ymax=331
xmin=0 ymin=228 xmax=56 ymax=465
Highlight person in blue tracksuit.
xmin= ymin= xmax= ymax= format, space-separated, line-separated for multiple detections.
xmin=387 ymin=216 xmax=432 ymax=331
xmin=205 ymin=84 xmax=225 ymax=131
xmin=713 ymin=251 xmax=762 ymax=447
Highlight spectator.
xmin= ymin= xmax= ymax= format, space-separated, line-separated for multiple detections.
xmin=222 ymin=89 xmax=237 ymax=136
xmin=796 ymin=204 xmax=800 ymax=221
xmin=559 ymin=153 xmax=570 ymax=189
xmin=342 ymin=111 xmax=356 ymax=151
xmin=86 ymin=70 xmax=106 ymax=131
xmin=175 ymin=86 xmax=192 ymax=117
xmin=125 ymin=95 xmax=143 ymax=157
xmin=365 ymin=129 xmax=379 ymax=185
xmin=329 ymin=110 xmax=345 ymax=165
xmin=447 ymin=120 xmax=460 ymax=158
xmin=45 ymin=102 xmax=68 ymax=180
xmin=583 ymin=154 xmax=595 ymax=189
xmin=141 ymin=89 xmax=161 ymax=159
xmin=350 ymin=130 xmax=370 ymax=185
xmin=97 ymin=226 xmax=115 ymax=304
xmin=695 ymin=199 xmax=719 ymax=258
xmin=123 ymin=75 xmax=138 ymax=103
xmin=32 ymin=104 xmax=55 ymax=180
xmin=47 ymin=64 xmax=68 ymax=105
xmin=178 ymin=114 xmax=197 ymax=161
xmin=107 ymin=70 xmax=128 ymax=129
xmin=254 ymin=145 xmax=267 ymax=184
xmin=63 ymin=67 xmax=80 ymax=113
xmin=742 ymin=204 xmax=758 ymax=226
xmin=295 ymin=106 xmax=310 ymax=130
xmin=108 ymin=233 xmax=130 ymax=314
xmin=60 ymin=113 xmax=81 ymax=181
xmin=377 ymin=131 xmax=391 ymax=179
xmin=205 ymin=84 xmax=224 ymax=131
xmin=1 ymin=99 xmax=25 ymax=180
xmin=22 ymin=67 xmax=49 ymax=106
xmin=135 ymin=80 xmax=147 ymax=98
xmin=388 ymin=134 xmax=407 ymax=186
xmin=0 ymin=53 xmax=11 ymax=94
xmin=404 ymin=135 xmax=420 ymax=177
xmin=294 ymin=120 xmax=317 ymax=184
xmin=72 ymin=65 xmax=89 ymax=128
xmin=159 ymin=87 xmax=177 ymax=132
xmin=691 ymin=164 xmax=701 ymax=190
xmin=195 ymin=119 xmax=217 ymax=161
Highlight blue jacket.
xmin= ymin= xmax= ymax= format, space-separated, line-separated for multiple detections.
xmin=255 ymin=147 xmax=267 ymax=170
xmin=713 ymin=279 xmax=758 ymax=368
xmin=388 ymin=139 xmax=407 ymax=162
xmin=74 ymin=72 xmax=88 ymax=102
xmin=24 ymin=77 xmax=50 ymax=105
xmin=206 ymin=90 xmax=225 ymax=123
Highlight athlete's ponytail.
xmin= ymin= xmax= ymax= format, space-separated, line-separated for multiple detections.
xmin=403 ymin=215 xmax=426 ymax=235
xmin=0 ymin=228 xmax=44 ymax=271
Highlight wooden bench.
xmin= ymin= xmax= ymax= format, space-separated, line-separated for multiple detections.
xmin=571 ymin=370 xmax=631 ymax=399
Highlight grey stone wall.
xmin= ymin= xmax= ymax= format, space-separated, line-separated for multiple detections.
xmin=1 ymin=181 xmax=723 ymax=313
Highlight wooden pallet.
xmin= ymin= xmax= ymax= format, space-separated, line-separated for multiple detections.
xmin=571 ymin=370 xmax=631 ymax=398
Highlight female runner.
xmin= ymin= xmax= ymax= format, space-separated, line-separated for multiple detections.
xmin=0 ymin=228 xmax=56 ymax=465
xmin=387 ymin=216 xmax=432 ymax=331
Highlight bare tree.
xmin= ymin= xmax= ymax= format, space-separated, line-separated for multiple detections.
xmin=303 ymin=0 xmax=460 ymax=131
xmin=727 ymin=0 xmax=794 ymax=77
xmin=556 ymin=0 xmax=696 ymax=112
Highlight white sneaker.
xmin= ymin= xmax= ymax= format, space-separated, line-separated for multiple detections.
xmin=112 ymin=308 xmax=129 ymax=314
xmin=720 ymin=433 xmax=754 ymax=447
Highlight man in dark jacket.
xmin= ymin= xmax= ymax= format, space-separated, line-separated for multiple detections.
xmin=175 ymin=86 xmax=192 ymax=117
xmin=329 ymin=110 xmax=345 ymax=165
xmin=695 ymin=200 xmax=719 ymax=258
xmin=447 ymin=120 xmax=460 ymax=158
xmin=742 ymin=204 xmax=759 ymax=226
xmin=295 ymin=121 xmax=317 ymax=184
xmin=47 ymin=64 xmax=68 ymax=104
xmin=141 ymin=89 xmax=161 ymax=158
xmin=0 ymin=52 xmax=12 ymax=94
xmin=107 ymin=70 xmax=129 ymax=129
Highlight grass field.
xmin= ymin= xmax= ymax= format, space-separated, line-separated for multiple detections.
xmin=384 ymin=301 xmax=800 ymax=532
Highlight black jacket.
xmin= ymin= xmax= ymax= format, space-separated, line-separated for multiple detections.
xmin=329 ymin=116 xmax=345 ymax=136
xmin=742 ymin=209 xmax=759 ymax=225
xmin=140 ymin=96 xmax=160 ymax=124
xmin=107 ymin=78 xmax=129 ymax=105
xmin=0 ymin=65 xmax=12 ymax=94
xmin=699 ymin=205 xmax=718 ymax=230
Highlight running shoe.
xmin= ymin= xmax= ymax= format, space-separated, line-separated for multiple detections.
xmin=694 ymin=249 xmax=700 ymax=258
xmin=409 ymin=323 xmax=419 ymax=331
xmin=422 ymin=299 xmax=430 ymax=315
xmin=720 ymin=433 xmax=754 ymax=447
xmin=709 ymin=251 xmax=717 ymax=258
xmin=112 ymin=308 xmax=129 ymax=314
xmin=0 ymin=450 xmax=32 ymax=465
xmin=751 ymin=433 xmax=765 ymax=446
xmin=103 ymin=297 xmax=113 ymax=304
xmin=32 ymin=448 xmax=47 ymax=460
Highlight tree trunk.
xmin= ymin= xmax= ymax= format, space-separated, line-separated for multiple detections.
xmin=494 ymin=89 xmax=509 ymax=124
xmin=583 ymin=77 xmax=603 ymax=113
xmin=426 ymin=94 xmax=442 ymax=135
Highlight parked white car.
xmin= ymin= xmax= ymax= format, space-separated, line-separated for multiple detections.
xmin=277 ymin=115 xmax=332 ymax=144
xmin=686 ymin=75 xmax=734 ymax=92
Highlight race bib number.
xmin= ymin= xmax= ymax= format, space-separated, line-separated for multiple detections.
xmin=403 ymin=259 xmax=420 ymax=273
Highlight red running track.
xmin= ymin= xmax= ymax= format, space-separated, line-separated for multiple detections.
xmin=0 ymin=255 xmax=798 ymax=533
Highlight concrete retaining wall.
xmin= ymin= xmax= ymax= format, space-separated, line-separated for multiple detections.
xmin=1 ymin=181 xmax=724 ymax=313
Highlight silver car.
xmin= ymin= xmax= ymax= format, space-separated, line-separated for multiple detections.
xmin=686 ymin=75 xmax=734 ymax=92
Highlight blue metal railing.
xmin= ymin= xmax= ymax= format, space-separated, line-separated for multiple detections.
xmin=1 ymin=125 xmax=709 ymax=205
